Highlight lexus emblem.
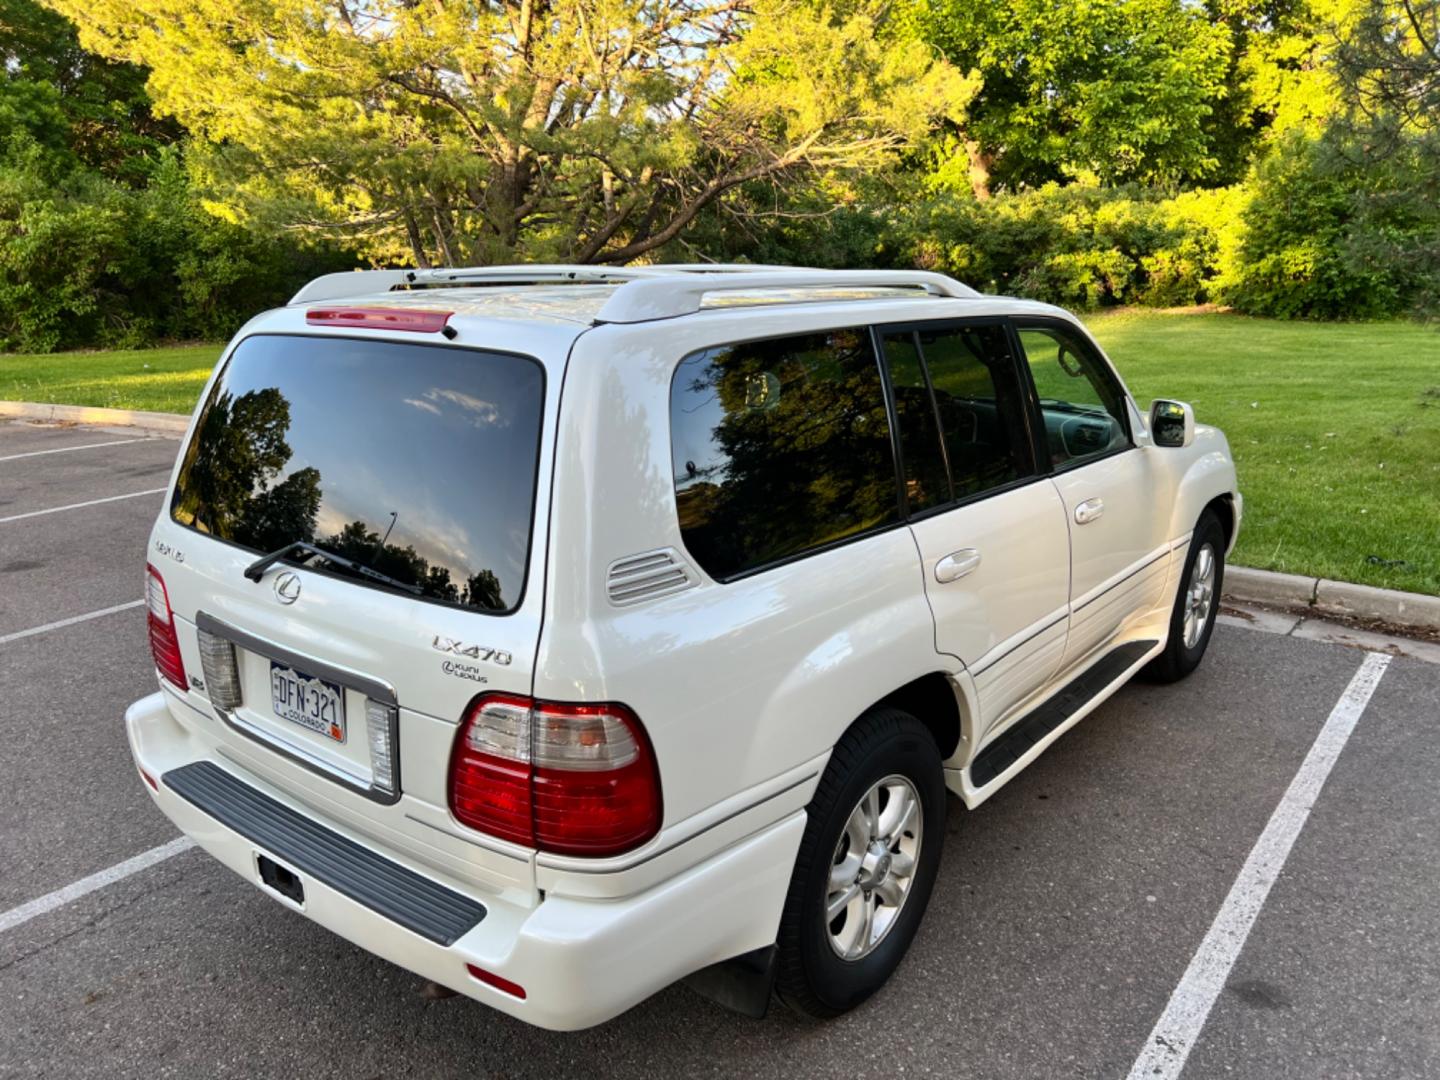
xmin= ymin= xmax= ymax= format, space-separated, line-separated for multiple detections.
xmin=273 ymin=571 xmax=302 ymax=605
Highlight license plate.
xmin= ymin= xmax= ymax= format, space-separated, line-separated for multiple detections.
xmin=269 ymin=662 xmax=346 ymax=743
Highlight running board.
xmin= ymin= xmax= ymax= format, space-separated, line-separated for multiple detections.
xmin=969 ymin=640 xmax=1158 ymax=788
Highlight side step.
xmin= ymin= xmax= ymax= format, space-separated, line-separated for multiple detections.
xmin=163 ymin=761 xmax=486 ymax=946
xmin=969 ymin=640 xmax=1157 ymax=788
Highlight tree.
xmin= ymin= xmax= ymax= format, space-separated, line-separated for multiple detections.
xmin=1326 ymin=0 xmax=1440 ymax=313
xmin=919 ymin=0 xmax=1232 ymax=196
xmin=48 ymin=0 xmax=977 ymax=267
xmin=0 ymin=0 xmax=177 ymax=183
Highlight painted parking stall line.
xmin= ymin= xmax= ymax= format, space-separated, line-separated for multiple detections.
xmin=0 ymin=599 xmax=145 ymax=646
xmin=0 ymin=438 xmax=145 ymax=463
xmin=1126 ymin=651 xmax=1392 ymax=1080
xmin=0 ymin=487 xmax=166 ymax=523
xmin=0 ymin=837 xmax=196 ymax=935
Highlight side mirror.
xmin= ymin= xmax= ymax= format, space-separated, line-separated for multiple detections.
xmin=1149 ymin=399 xmax=1195 ymax=448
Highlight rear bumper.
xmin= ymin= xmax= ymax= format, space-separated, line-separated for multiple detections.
xmin=126 ymin=691 xmax=804 ymax=1030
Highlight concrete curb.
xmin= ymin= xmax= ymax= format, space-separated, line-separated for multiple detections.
xmin=1224 ymin=565 xmax=1440 ymax=633
xmin=0 ymin=400 xmax=189 ymax=435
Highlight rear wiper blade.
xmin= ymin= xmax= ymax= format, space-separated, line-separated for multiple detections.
xmin=243 ymin=540 xmax=424 ymax=595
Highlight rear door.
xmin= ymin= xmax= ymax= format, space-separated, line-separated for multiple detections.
xmin=878 ymin=321 xmax=1071 ymax=741
xmin=1013 ymin=320 xmax=1170 ymax=670
xmin=152 ymin=330 xmax=550 ymax=881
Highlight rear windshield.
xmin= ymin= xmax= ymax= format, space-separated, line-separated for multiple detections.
xmin=172 ymin=334 xmax=545 ymax=613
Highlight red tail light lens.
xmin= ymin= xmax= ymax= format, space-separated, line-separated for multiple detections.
xmin=449 ymin=694 xmax=536 ymax=848
xmin=145 ymin=563 xmax=187 ymax=690
xmin=448 ymin=694 xmax=662 ymax=857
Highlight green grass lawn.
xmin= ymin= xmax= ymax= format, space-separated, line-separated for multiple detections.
xmin=1089 ymin=311 xmax=1440 ymax=596
xmin=2 ymin=311 xmax=1437 ymax=594
xmin=0 ymin=343 xmax=222 ymax=415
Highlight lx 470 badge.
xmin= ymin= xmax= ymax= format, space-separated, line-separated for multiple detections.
xmin=431 ymin=636 xmax=513 ymax=667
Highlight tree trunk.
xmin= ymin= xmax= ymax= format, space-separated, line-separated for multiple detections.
xmin=403 ymin=211 xmax=433 ymax=269
xmin=963 ymin=136 xmax=993 ymax=201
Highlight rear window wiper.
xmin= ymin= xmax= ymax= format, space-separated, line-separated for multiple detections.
xmin=243 ymin=540 xmax=425 ymax=595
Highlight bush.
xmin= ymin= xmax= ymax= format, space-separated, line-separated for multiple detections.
xmin=694 ymin=179 xmax=1253 ymax=310
xmin=0 ymin=139 xmax=352 ymax=352
xmin=1226 ymin=130 xmax=1437 ymax=319
xmin=896 ymin=184 xmax=1247 ymax=309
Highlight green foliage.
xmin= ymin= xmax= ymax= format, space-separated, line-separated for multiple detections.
xmin=702 ymin=181 xmax=1251 ymax=310
xmin=1226 ymin=133 xmax=1378 ymax=318
xmin=0 ymin=141 xmax=352 ymax=351
xmin=1228 ymin=127 xmax=1438 ymax=319
xmin=918 ymin=0 xmax=1233 ymax=193
xmin=0 ymin=0 xmax=1430 ymax=340
xmin=47 ymin=0 xmax=975 ymax=267
xmin=0 ymin=0 xmax=178 ymax=182
xmin=1324 ymin=0 xmax=1440 ymax=316
xmin=0 ymin=0 xmax=352 ymax=351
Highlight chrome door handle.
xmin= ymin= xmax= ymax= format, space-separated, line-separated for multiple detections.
xmin=1074 ymin=497 xmax=1105 ymax=525
xmin=935 ymin=549 xmax=982 ymax=583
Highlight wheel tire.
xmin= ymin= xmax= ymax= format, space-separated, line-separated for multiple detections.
xmin=775 ymin=707 xmax=946 ymax=1019
xmin=1144 ymin=509 xmax=1226 ymax=684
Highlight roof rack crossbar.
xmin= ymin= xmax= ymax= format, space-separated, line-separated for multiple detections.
xmin=592 ymin=270 xmax=979 ymax=324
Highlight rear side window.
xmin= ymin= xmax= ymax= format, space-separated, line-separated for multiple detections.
xmin=172 ymin=334 xmax=545 ymax=613
xmin=670 ymin=329 xmax=898 ymax=580
xmin=881 ymin=323 xmax=1033 ymax=508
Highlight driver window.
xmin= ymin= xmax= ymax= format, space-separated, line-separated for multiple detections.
xmin=1015 ymin=325 xmax=1131 ymax=468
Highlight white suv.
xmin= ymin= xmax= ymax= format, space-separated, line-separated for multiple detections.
xmin=129 ymin=265 xmax=1240 ymax=1029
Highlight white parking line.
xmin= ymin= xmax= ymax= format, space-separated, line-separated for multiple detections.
xmin=1126 ymin=651 xmax=1392 ymax=1080
xmin=0 ymin=438 xmax=144 ymax=463
xmin=0 ymin=837 xmax=196 ymax=935
xmin=0 ymin=599 xmax=145 ymax=646
xmin=0 ymin=487 xmax=166 ymax=523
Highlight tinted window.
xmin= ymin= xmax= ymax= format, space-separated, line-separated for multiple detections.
xmin=881 ymin=323 xmax=1032 ymax=512
xmin=879 ymin=333 xmax=950 ymax=513
xmin=916 ymin=324 xmax=1031 ymax=498
xmin=1017 ymin=324 xmax=1131 ymax=468
xmin=670 ymin=329 xmax=898 ymax=579
xmin=172 ymin=334 xmax=544 ymax=613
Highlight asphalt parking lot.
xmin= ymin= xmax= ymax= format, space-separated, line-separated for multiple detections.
xmin=2 ymin=418 xmax=1437 ymax=1079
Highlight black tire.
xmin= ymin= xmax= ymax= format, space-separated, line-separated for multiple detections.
xmin=775 ymin=707 xmax=946 ymax=1019
xmin=1144 ymin=509 xmax=1226 ymax=683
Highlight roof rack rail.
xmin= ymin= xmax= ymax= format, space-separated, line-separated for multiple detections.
xmin=592 ymin=270 xmax=979 ymax=324
xmin=289 ymin=262 xmax=802 ymax=306
xmin=288 ymin=263 xmax=980 ymax=317
xmin=289 ymin=264 xmax=678 ymax=305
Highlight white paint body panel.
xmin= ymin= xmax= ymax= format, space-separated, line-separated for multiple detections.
xmin=127 ymin=276 xmax=1240 ymax=1029
xmin=908 ymin=481 xmax=1070 ymax=741
xmin=1051 ymin=447 xmax=1173 ymax=671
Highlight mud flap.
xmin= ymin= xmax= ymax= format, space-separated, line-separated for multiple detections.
xmin=681 ymin=945 xmax=778 ymax=1019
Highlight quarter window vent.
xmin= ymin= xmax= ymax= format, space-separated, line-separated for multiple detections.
xmin=606 ymin=549 xmax=697 ymax=606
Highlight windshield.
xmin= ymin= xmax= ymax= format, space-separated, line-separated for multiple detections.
xmin=171 ymin=333 xmax=545 ymax=614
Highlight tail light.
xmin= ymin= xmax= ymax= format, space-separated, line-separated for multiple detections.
xmin=145 ymin=564 xmax=187 ymax=690
xmin=448 ymin=694 xmax=661 ymax=857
